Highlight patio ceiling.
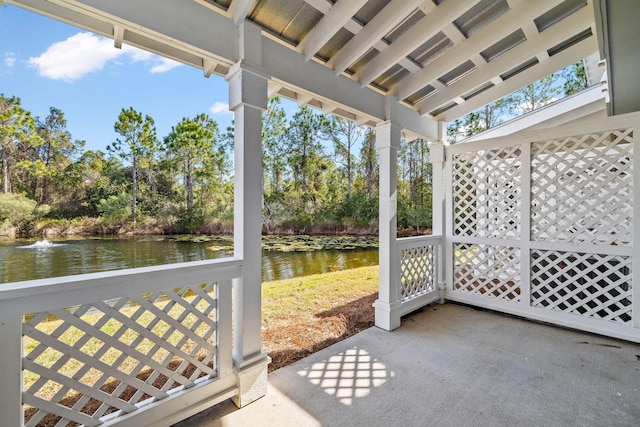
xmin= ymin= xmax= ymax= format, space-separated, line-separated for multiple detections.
xmin=7 ymin=0 xmax=603 ymax=136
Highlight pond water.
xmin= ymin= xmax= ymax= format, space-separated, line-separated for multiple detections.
xmin=0 ymin=236 xmax=379 ymax=284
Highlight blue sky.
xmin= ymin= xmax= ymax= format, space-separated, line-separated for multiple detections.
xmin=0 ymin=5 xmax=244 ymax=153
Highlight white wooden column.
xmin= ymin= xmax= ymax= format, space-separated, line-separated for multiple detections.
xmin=227 ymin=21 xmax=270 ymax=408
xmin=0 ymin=315 xmax=23 ymax=427
xmin=633 ymin=117 xmax=640 ymax=329
xmin=431 ymin=121 xmax=448 ymax=302
xmin=374 ymin=121 xmax=402 ymax=331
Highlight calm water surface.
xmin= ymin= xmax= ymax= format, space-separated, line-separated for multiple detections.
xmin=0 ymin=237 xmax=379 ymax=284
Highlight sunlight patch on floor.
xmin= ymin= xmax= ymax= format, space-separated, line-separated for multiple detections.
xmin=296 ymin=347 xmax=392 ymax=405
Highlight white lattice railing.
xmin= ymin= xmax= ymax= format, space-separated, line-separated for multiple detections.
xmin=0 ymin=259 xmax=242 ymax=427
xmin=397 ymin=235 xmax=442 ymax=315
xmin=444 ymin=114 xmax=640 ymax=343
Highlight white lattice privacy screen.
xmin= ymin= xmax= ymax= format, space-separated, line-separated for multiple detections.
xmin=530 ymin=129 xmax=633 ymax=245
xmin=446 ymin=119 xmax=638 ymax=340
xmin=400 ymin=240 xmax=437 ymax=301
xmin=453 ymin=145 xmax=522 ymax=239
xmin=23 ymin=283 xmax=222 ymax=426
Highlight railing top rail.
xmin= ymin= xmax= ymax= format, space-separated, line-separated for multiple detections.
xmin=397 ymin=235 xmax=442 ymax=248
xmin=0 ymin=258 xmax=242 ymax=317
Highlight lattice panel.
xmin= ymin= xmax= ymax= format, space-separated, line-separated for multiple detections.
xmin=23 ymin=283 xmax=219 ymax=427
xmin=452 ymin=146 xmax=521 ymax=238
xmin=400 ymin=243 xmax=436 ymax=301
xmin=531 ymin=250 xmax=632 ymax=323
xmin=453 ymin=243 xmax=521 ymax=301
xmin=531 ymin=129 xmax=633 ymax=245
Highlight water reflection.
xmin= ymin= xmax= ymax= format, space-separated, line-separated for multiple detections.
xmin=0 ymin=237 xmax=378 ymax=284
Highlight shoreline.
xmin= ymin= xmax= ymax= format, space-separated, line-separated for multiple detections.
xmin=2 ymin=218 xmax=430 ymax=240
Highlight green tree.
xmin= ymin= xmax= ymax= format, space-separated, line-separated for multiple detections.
xmin=398 ymin=139 xmax=432 ymax=232
xmin=285 ymin=106 xmax=326 ymax=194
xmin=108 ymin=107 xmax=158 ymax=226
xmin=323 ymin=115 xmax=365 ymax=199
xmin=447 ymin=95 xmax=516 ymax=142
xmin=98 ymin=193 xmax=132 ymax=226
xmin=357 ymin=128 xmax=378 ymax=197
xmin=284 ymin=106 xmax=329 ymax=225
xmin=562 ymin=60 xmax=589 ymax=96
xmin=165 ymin=114 xmax=218 ymax=213
xmin=262 ymin=97 xmax=288 ymax=195
xmin=0 ymin=192 xmax=49 ymax=233
xmin=32 ymin=107 xmax=82 ymax=204
xmin=513 ymin=73 xmax=561 ymax=114
xmin=0 ymin=95 xmax=40 ymax=194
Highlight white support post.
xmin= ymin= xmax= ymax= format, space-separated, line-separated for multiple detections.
xmin=374 ymin=121 xmax=402 ymax=331
xmin=227 ymin=21 xmax=270 ymax=407
xmin=520 ymin=141 xmax=532 ymax=308
xmin=0 ymin=315 xmax=23 ymax=427
xmin=633 ymin=118 xmax=640 ymax=329
xmin=431 ymin=121 xmax=448 ymax=303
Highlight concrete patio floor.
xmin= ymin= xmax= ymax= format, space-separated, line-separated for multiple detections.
xmin=175 ymin=303 xmax=640 ymax=427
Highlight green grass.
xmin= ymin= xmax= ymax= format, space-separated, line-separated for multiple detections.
xmin=262 ymin=265 xmax=378 ymax=328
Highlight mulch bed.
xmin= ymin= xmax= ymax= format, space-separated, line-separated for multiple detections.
xmin=263 ymin=293 xmax=377 ymax=371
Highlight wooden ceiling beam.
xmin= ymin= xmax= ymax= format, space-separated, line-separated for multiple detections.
xmin=297 ymin=0 xmax=368 ymax=61
xmin=327 ymin=0 xmax=426 ymax=74
xmin=419 ymin=5 xmax=592 ymax=114
xmin=435 ymin=36 xmax=598 ymax=122
xmin=396 ymin=0 xmax=564 ymax=101
xmin=354 ymin=0 xmax=476 ymax=87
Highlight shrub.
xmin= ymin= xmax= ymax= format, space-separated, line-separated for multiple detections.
xmin=0 ymin=193 xmax=49 ymax=232
xmin=97 ymin=193 xmax=132 ymax=226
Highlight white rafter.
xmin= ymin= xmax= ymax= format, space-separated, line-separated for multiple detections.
xmin=297 ymin=0 xmax=368 ymax=61
xmin=305 ymin=0 xmax=422 ymax=74
xmin=113 ymin=25 xmax=124 ymax=48
xmin=435 ymin=36 xmax=598 ymax=121
xmin=227 ymin=0 xmax=255 ymax=25
xmin=267 ymin=82 xmax=282 ymax=98
xmin=326 ymin=0 xmax=425 ymax=74
xmin=355 ymin=0 xmax=475 ymax=87
xmin=396 ymin=0 xmax=564 ymax=101
xmin=419 ymin=5 xmax=592 ymax=114
xmin=295 ymin=93 xmax=314 ymax=107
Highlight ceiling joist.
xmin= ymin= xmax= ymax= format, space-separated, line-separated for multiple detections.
xmin=396 ymin=0 xmax=565 ymax=101
xmin=297 ymin=0 xmax=368 ymax=61
xmin=227 ymin=0 xmax=254 ymax=25
xmin=435 ymin=35 xmax=598 ymax=121
xmin=419 ymin=5 xmax=593 ymax=115
xmin=326 ymin=0 xmax=425 ymax=74
xmin=354 ymin=0 xmax=476 ymax=87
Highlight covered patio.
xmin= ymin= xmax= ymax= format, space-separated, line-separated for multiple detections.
xmin=1 ymin=0 xmax=640 ymax=426
xmin=178 ymin=303 xmax=640 ymax=427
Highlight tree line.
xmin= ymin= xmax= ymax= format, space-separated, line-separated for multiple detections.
xmin=0 ymin=95 xmax=433 ymax=236
xmin=0 ymin=62 xmax=588 ymax=236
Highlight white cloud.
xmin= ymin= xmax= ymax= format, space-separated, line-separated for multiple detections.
xmin=149 ymin=57 xmax=182 ymax=73
xmin=28 ymin=32 xmax=183 ymax=82
xmin=4 ymin=52 xmax=16 ymax=68
xmin=122 ymin=45 xmax=155 ymax=62
xmin=122 ymin=45 xmax=181 ymax=73
xmin=210 ymin=101 xmax=231 ymax=115
xmin=29 ymin=32 xmax=121 ymax=81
